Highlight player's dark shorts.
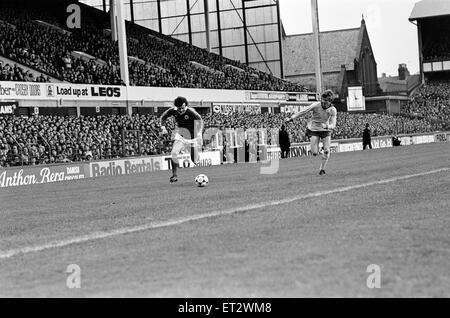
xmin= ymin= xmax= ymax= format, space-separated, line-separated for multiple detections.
xmin=306 ymin=129 xmax=331 ymax=139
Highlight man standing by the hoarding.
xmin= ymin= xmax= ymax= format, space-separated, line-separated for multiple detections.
xmin=279 ymin=124 xmax=291 ymax=159
xmin=363 ymin=123 xmax=372 ymax=150
xmin=159 ymin=96 xmax=203 ymax=183
xmin=285 ymin=90 xmax=337 ymax=175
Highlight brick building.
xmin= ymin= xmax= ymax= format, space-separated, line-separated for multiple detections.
xmin=282 ymin=18 xmax=380 ymax=99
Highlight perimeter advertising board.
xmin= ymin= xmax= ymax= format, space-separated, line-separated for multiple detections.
xmin=89 ymin=151 xmax=221 ymax=178
xmin=0 ymin=164 xmax=89 ymax=188
xmin=0 ymin=81 xmax=126 ymax=101
xmin=160 ymin=151 xmax=221 ymax=170
xmin=399 ymin=134 xmax=436 ymax=146
xmin=434 ymin=132 xmax=449 ymax=142
xmin=90 ymin=156 xmax=163 ymax=178
xmin=266 ymin=142 xmax=339 ymax=159
xmin=212 ymin=103 xmax=261 ymax=115
xmin=0 ymin=101 xmax=18 ymax=116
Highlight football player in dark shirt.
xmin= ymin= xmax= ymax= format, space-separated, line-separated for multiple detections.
xmin=160 ymin=96 xmax=203 ymax=183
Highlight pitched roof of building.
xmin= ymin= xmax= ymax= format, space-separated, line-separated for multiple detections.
xmin=283 ymin=26 xmax=362 ymax=77
xmin=409 ymin=0 xmax=450 ymax=21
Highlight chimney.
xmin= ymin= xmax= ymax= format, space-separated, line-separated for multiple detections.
xmin=398 ymin=63 xmax=410 ymax=80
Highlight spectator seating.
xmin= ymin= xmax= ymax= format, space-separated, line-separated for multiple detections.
xmin=0 ymin=1 xmax=307 ymax=91
xmin=0 ymin=111 xmax=443 ymax=167
xmin=403 ymin=80 xmax=450 ymax=125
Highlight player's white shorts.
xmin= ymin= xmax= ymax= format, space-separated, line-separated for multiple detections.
xmin=172 ymin=133 xmax=202 ymax=154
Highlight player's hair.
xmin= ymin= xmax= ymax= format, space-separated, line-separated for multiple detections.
xmin=174 ymin=96 xmax=188 ymax=107
xmin=321 ymin=90 xmax=336 ymax=109
xmin=321 ymin=90 xmax=334 ymax=101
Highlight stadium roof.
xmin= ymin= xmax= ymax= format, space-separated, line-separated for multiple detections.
xmin=283 ymin=27 xmax=361 ymax=75
xmin=409 ymin=0 xmax=450 ymax=21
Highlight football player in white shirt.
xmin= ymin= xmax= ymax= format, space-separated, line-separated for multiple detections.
xmin=285 ymin=90 xmax=337 ymax=175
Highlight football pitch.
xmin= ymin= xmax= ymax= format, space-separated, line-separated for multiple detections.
xmin=1 ymin=142 xmax=449 ymax=297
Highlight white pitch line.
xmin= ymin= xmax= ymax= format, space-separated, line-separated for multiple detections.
xmin=1 ymin=167 xmax=449 ymax=259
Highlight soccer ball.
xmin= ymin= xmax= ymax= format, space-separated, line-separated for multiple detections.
xmin=195 ymin=174 xmax=209 ymax=187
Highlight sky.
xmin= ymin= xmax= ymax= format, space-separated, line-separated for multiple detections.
xmin=279 ymin=0 xmax=420 ymax=77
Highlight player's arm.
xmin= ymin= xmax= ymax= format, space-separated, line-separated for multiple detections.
xmin=159 ymin=108 xmax=175 ymax=134
xmin=286 ymin=101 xmax=321 ymax=122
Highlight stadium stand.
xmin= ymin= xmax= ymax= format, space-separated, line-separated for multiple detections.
xmin=0 ymin=56 xmax=51 ymax=83
xmin=406 ymin=1 xmax=450 ymax=131
xmin=422 ymin=19 xmax=450 ymax=62
xmin=203 ymin=111 xmax=440 ymax=143
xmin=0 ymin=1 xmax=448 ymax=168
xmin=0 ymin=114 xmax=175 ymax=167
xmin=0 ymin=60 xmax=48 ymax=82
xmin=403 ymin=80 xmax=450 ymax=124
xmin=0 ymin=111 xmax=442 ymax=167
xmin=0 ymin=0 xmax=306 ymax=91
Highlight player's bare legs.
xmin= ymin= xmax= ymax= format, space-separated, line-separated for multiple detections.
xmin=319 ymin=136 xmax=331 ymax=175
xmin=190 ymin=138 xmax=201 ymax=166
xmin=310 ymin=135 xmax=320 ymax=156
xmin=170 ymin=140 xmax=184 ymax=182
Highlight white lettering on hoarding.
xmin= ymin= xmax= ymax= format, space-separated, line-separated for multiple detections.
xmin=67 ymin=166 xmax=80 ymax=174
xmin=0 ymin=105 xmax=15 ymax=114
xmin=40 ymin=168 xmax=65 ymax=183
xmin=0 ymin=170 xmax=37 ymax=187
xmin=0 ymin=166 xmax=86 ymax=188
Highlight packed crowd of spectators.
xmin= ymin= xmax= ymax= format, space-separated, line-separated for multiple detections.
xmin=422 ymin=22 xmax=450 ymax=62
xmin=0 ymin=16 xmax=123 ymax=85
xmin=333 ymin=113 xmax=439 ymax=140
xmin=203 ymin=111 xmax=439 ymax=144
xmin=403 ymin=80 xmax=450 ymax=125
xmin=0 ymin=114 xmax=174 ymax=167
xmin=1 ymin=3 xmax=448 ymax=167
xmin=0 ymin=2 xmax=306 ymax=91
xmin=1 ymin=109 xmax=443 ymax=167
xmin=0 ymin=60 xmax=49 ymax=82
